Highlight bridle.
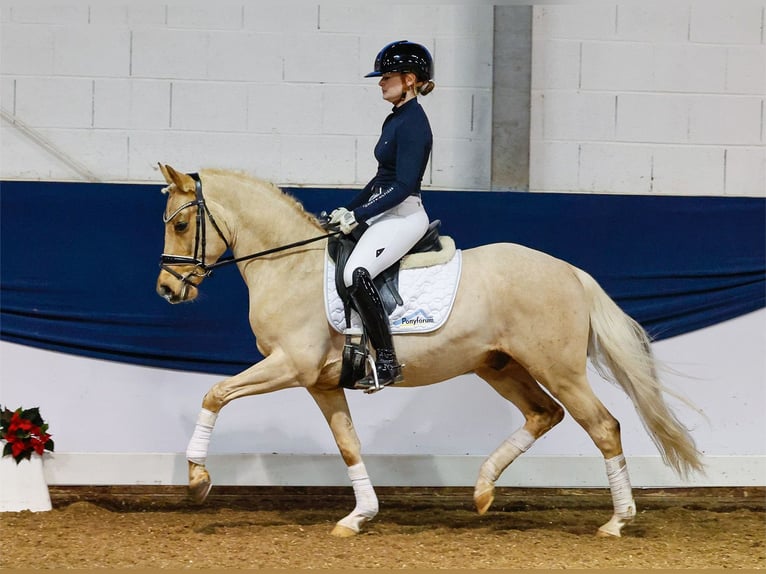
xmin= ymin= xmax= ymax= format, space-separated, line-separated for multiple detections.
xmin=160 ymin=173 xmax=337 ymax=295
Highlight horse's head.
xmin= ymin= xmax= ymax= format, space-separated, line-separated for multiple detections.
xmin=156 ymin=163 xmax=230 ymax=304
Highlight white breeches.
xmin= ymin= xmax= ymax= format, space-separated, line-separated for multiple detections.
xmin=343 ymin=195 xmax=429 ymax=287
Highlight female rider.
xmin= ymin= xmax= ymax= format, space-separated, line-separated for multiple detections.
xmin=330 ymin=40 xmax=435 ymax=391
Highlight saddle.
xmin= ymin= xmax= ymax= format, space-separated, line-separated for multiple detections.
xmin=327 ymin=220 xmax=445 ymax=322
xmin=326 ymin=220 xmax=446 ymax=390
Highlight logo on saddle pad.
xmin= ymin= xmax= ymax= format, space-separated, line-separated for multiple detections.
xmin=395 ymin=309 xmax=436 ymax=328
xmin=324 ymin=247 xmax=462 ymax=335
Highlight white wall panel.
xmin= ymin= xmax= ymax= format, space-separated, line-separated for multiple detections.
xmin=127 ymin=131 xmax=283 ymax=183
xmin=0 ymin=75 xmax=14 ymax=112
xmin=131 ymin=28 xmax=210 ymax=80
xmin=423 ymin=89 xmax=490 ymax=140
xmin=207 ymin=32 xmax=283 ymax=82
xmin=279 ymin=134 xmax=356 ymax=186
xmin=615 ymin=3 xmax=690 ymax=42
xmin=247 ymin=83 xmax=324 ymax=135
xmin=93 ymin=79 xmax=171 ymax=130
xmin=432 ymin=35 xmax=493 ymax=89
xmin=320 ymin=85 xmax=382 ymax=137
xmin=531 ymin=2 xmax=765 ymax=197
xmin=535 ymin=4 xmax=617 ymax=41
xmin=580 ymin=41 xmax=654 ymax=92
xmin=528 ymin=140 xmax=579 ymax=192
xmin=52 ymin=26 xmax=130 ymax=77
xmin=688 ymin=96 xmax=763 ymax=145
xmin=50 ymin=128 xmax=129 ymax=179
xmin=7 ymin=4 xmax=87 ymax=25
xmin=726 ymin=147 xmax=766 ymax=196
xmin=281 ymin=34 xmax=361 ymax=84
xmin=652 ymin=44 xmax=727 ymax=93
xmin=652 ymin=146 xmax=725 ymax=195
xmin=689 ymin=1 xmax=764 ymax=45
xmin=243 ymin=3 xmax=318 ymax=34
xmin=541 ymin=91 xmax=615 ymax=141
xmin=430 ymin=137 xmax=490 ymax=189
xmin=0 ymin=24 xmax=55 ymax=75
xmin=14 ymin=77 xmax=93 ymax=128
xmin=0 ymin=2 xmax=493 ymax=186
xmin=725 ymin=46 xmax=766 ymax=94
xmin=171 ymin=81 xmax=248 ymax=132
xmin=530 ymin=39 xmax=579 ymax=91
xmin=0 ymin=128 xmax=77 ymax=180
xmin=166 ymin=4 xmax=244 ymax=30
xmin=87 ymin=5 xmax=166 ymax=28
xmin=579 ymin=143 xmax=653 ymax=194
xmin=616 ymin=94 xmax=690 ymax=144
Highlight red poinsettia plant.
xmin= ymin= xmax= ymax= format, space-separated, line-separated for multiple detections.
xmin=0 ymin=406 xmax=55 ymax=464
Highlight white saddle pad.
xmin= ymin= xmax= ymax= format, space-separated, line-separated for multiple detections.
xmin=324 ymin=248 xmax=462 ymax=335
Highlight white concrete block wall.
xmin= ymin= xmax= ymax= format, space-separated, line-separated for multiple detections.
xmin=0 ymin=2 xmax=493 ymax=189
xmin=1 ymin=2 xmax=763 ymax=195
xmin=530 ymin=2 xmax=766 ymax=197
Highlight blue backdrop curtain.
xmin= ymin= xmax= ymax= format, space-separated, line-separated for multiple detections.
xmin=1 ymin=180 xmax=764 ymax=375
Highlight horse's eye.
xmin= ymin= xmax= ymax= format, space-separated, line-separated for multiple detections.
xmin=174 ymin=220 xmax=189 ymax=232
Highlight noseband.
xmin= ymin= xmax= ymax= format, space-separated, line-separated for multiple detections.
xmin=160 ymin=173 xmax=338 ymax=296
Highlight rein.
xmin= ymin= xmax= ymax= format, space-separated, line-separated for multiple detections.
xmin=160 ymin=173 xmax=338 ymax=289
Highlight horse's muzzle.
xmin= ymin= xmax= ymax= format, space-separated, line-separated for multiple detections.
xmin=156 ymin=266 xmax=201 ymax=304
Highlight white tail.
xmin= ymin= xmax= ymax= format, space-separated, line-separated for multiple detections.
xmin=574 ymin=268 xmax=704 ymax=478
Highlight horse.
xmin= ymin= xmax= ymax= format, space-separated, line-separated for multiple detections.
xmin=155 ymin=163 xmax=702 ymax=538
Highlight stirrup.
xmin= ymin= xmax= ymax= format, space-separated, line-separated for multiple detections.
xmin=354 ymin=355 xmax=403 ymax=394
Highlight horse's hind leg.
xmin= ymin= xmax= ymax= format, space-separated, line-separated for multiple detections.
xmin=537 ymin=371 xmax=636 ymax=537
xmin=474 ymin=360 xmax=565 ymax=515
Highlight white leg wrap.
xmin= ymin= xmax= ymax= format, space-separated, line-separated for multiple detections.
xmin=186 ymin=409 xmax=217 ymax=465
xmin=598 ymin=454 xmax=637 ymax=536
xmin=605 ymin=454 xmax=636 ymax=519
xmin=337 ymin=462 xmax=379 ymax=533
xmin=479 ymin=428 xmax=536 ymax=483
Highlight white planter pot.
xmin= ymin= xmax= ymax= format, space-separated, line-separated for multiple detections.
xmin=0 ymin=453 xmax=52 ymax=512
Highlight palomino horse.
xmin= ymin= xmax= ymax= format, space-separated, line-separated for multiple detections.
xmin=156 ymin=164 xmax=702 ymax=538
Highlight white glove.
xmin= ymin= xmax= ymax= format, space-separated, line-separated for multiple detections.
xmin=329 ymin=207 xmax=348 ymax=225
xmin=338 ymin=210 xmax=359 ymax=235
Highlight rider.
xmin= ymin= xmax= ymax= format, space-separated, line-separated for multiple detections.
xmin=329 ymin=40 xmax=435 ymax=391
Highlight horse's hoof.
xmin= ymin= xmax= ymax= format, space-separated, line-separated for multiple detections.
xmin=188 ymin=463 xmax=212 ymax=504
xmin=189 ymin=479 xmax=212 ymax=504
xmin=596 ymin=514 xmax=633 ymax=538
xmin=474 ymin=481 xmax=495 ymax=515
xmin=330 ymin=524 xmax=358 ymax=538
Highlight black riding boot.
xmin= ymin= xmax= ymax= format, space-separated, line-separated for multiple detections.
xmin=349 ymin=267 xmax=403 ymax=391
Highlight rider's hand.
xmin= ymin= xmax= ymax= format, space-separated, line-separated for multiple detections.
xmin=329 ymin=208 xmax=348 ymax=225
xmin=338 ymin=210 xmax=358 ymax=235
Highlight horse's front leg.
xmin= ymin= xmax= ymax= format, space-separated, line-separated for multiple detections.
xmin=186 ymin=350 xmax=303 ymax=503
xmin=308 ymin=386 xmax=378 ymax=537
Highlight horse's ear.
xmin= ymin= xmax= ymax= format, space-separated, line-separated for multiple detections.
xmin=158 ymin=163 xmax=173 ymax=185
xmin=158 ymin=163 xmax=195 ymax=194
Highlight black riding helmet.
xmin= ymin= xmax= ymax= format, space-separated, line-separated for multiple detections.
xmin=365 ymin=40 xmax=433 ymax=82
